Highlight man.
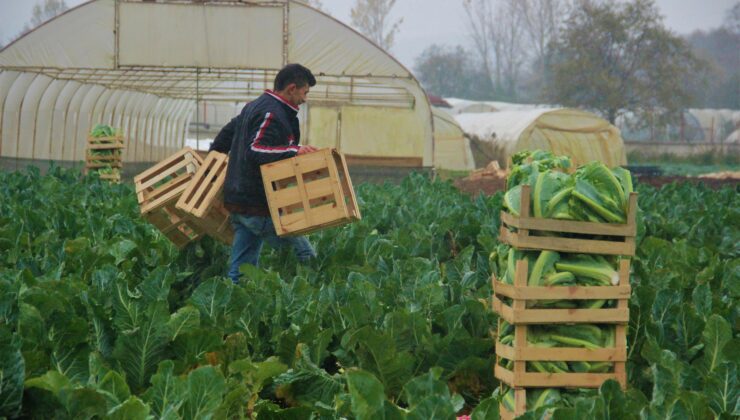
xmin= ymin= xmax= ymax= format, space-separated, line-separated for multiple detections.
xmin=210 ymin=64 xmax=318 ymax=284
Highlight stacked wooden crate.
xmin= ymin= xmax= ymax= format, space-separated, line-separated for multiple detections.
xmin=261 ymin=148 xmax=361 ymax=237
xmin=136 ymin=148 xmax=360 ymax=247
xmin=175 ymin=151 xmax=234 ymax=245
xmin=494 ymin=185 xmax=637 ymax=418
xmin=133 ymin=147 xmax=205 ymax=248
xmin=85 ymin=135 xmax=124 ymax=183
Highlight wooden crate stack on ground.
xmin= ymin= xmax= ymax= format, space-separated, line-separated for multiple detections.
xmin=261 ymin=148 xmax=361 ymax=237
xmin=134 ymin=147 xmax=204 ymax=248
xmin=175 ymin=151 xmax=234 ymax=245
xmin=494 ymin=185 xmax=637 ymax=419
xmin=85 ymin=135 xmax=125 ymax=183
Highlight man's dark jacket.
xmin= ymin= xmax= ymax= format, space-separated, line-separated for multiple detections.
xmin=210 ymin=90 xmax=301 ymax=213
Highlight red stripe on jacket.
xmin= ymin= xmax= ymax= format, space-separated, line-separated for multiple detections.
xmin=250 ymin=112 xmax=300 ymax=154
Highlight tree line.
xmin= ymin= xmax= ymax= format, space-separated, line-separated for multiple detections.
xmin=411 ymin=0 xmax=739 ymax=123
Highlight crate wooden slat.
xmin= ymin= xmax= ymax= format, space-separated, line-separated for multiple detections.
xmin=86 ymin=162 xmax=123 ymax=169
xmin=500 ymin=185 xmax=637 ymax=256
xmin=144 ymin=205 xmax=203 ymax=248
xmin=85 ymin=167 xmax=122 ymax=181
xmin=497 ymin=368 xmax=622 ymax=388
xmin=134 ymin=147 xmax=203 ymax=214
xmin=175 ymin=151 xmax=234 ymax=245
xmin=87 ymin=142 xmax=125 ymax=150
xmin=134 ymin=147 xmax=204 ymax=248
xmin=494 ymin=282 xmax=631 ymax=300
xmin=86 ymin=157 xmax=123 ymax=170
xmin=493 ymin=296 xmax=629 ymax=324
xmin=87 ymin=135 xmax=125 ymax=146
xmin=496 ymin=341 xmax=625 ymax=362
xmin=98 ymin=173 xmax=122 ymax=182
xmin=492 ymin=259 xmax=631 ymax=324
xmin=261 ymin=148 xmax=361 ymax=237
xmin=86 ymin=154 xmax=123 ymax=162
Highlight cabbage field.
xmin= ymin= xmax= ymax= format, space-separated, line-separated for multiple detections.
xmin=0 ymin=167 xmax=737 ymax=419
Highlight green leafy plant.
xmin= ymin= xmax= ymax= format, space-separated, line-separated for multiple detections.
xmin=0 ymin=166 xmax=736 ymax=418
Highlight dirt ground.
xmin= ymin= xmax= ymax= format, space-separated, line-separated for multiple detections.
xmin=454 ymin=174 xmax=739 ymax=196
xmin=453 ymin=176 xmax=507 ymax=196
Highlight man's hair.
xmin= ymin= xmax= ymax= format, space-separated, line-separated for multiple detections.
xmin=274 ymin=64 xmax=317 ymax=91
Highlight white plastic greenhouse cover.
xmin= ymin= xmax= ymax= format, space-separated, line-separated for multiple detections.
xmin=432 ymin=107 xmax=474 ymax=171
xmin=444 ymin=97 xmax=551 ymax=115
xmin=455 ymin=108 xmax=626 ymax=168
xmin=0 ymin=0 xmax=434 ymax=166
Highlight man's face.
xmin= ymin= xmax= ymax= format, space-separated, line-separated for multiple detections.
xmin=285 ymin=83 xmax=310 ymax=106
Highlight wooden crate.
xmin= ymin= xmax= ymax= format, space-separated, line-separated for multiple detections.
xmin=493 ymin=258 xmax=629 ymax=418
xmin=84 ymin=135 xmax=125 ymax=181
xmin=261 ymin=148 xmax=361 ymax=237
xmin=143 ymin=205 xmax=203 ymax=249
xmin=500 ymin=185 xmax=637 ymax=256
xmin=86 ymin=154 xmax=123 ymax=171
xmin=83 ymin=136 xmax=124 ymax=176
xmin=98 ymin=173 xmax=122 ymax=183
xmin=175 ymin=151 xmax=234 ymax=245
xmin=85 ymin=159 xmax=123 ymax=169
xmin=492 ymin=258 xmax=630 ymax=325
xmin=134 ymin=147 xmax=204 ymax=248
xmin=134 ymin=147 xmax=203 ymax=214
xmin=87 ymin=135 xmax=125 ymax=148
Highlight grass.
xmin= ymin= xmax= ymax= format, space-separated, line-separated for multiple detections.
xmin=434 ymin=169 xmax=472 ymax=181
xmin=626 ymin=151 xmax=739 ymax=176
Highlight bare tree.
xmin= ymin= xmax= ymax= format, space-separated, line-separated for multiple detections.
xmin=462 ymin=0 xmax=498 ymax=90
xmin=350 ymin=0 xmax=403 ymax=51
xmin=462 ymin=0 xmax=528 ymax=100
xmin=414 ymin=44 xmax=494 ymax=99
xmin=725 ymin=1 xmax=740 ymax=34
xmin=494 ymin=0 xmax=527 ymax=100
xmin=514 ymin=0 xmax=566 ymax=90
xmin=3 ymin=0 xmax=69 ymax=46
xmin=26 ymin=0 xmax=69 ymax=30
xmin=297 ymin=0 xmax=327 ymax=13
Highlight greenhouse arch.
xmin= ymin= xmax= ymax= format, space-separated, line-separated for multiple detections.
xmin=0 ymin=0 xmax=435 ymax=170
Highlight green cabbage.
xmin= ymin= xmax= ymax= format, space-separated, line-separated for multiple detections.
xmin=555 ymin=255 xmax=620 ymax=286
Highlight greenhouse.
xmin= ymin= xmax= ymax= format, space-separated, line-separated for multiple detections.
xmin=432 ymin=107 xmax=475 ymax=171
xmin=0 ymin=0 xmax=439 ymax=172
xmin=455 ymin=108 xmax=627 ymax=168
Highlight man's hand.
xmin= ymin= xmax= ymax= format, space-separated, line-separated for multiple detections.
xmin=297 ymin=145 xmax=318 ymax=155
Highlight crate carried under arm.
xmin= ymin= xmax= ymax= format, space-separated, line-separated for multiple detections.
xmin=175 ymin=151 xmax=234 ymax=245
xmin=261 ymin=148 xmax=361 ymax=237
xmin=134 ymin=147 xmax=204 ymax=248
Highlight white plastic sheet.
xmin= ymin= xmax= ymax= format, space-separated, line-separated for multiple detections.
xmin=0 ymin=0 xmax=441 ymax=166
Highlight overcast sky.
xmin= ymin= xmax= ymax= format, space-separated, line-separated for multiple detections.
xmin=0 ymin=0 xmax=736 ymax=69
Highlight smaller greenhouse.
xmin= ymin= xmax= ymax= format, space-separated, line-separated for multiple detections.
xmin=455 ymin=108 xmax=626 ymax=168
xmin=432 ymin=107 xmax=475 ymax=171
xmin=616 ymin=110 xmax=705 ymax=142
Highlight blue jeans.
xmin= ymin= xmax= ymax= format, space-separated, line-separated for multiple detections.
xmin=228 ymin=214 xmax=316 ymax=283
